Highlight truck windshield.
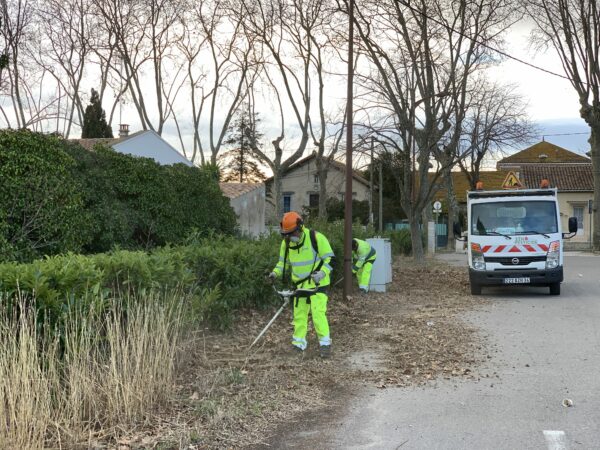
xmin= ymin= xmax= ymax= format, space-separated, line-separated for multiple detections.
xmin=471 ymin=200 xmax=558 ymax=236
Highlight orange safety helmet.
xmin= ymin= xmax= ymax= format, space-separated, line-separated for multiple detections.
xmin=280 ymin=211 xmax=303 ymax=235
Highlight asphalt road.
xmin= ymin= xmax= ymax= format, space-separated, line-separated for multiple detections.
xmin=272 ymin=253 xmax=600 ymax=450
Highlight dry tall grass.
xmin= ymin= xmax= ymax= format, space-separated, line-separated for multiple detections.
xmin=0 ymin=290 xmax=185 ymax=448
xmin=0 ymin=302 xmax=55 ymax=450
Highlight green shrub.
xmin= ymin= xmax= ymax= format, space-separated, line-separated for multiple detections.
xmin=0 ymin=130 xmax=88 ymax=262
xmin=64 ymin=143 xmax=237 ymax=253
xmin=386 ymin=228 xmax=412 ymax=255
xmin=0 ymin=237 xmax=278 ymax=330
xmin=0 ymin=221 xmax=399 ymax=330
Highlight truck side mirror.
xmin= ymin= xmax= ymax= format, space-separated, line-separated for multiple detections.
xmin=453 ymin=222 xmax=464 ymax=240
xmin=568 ymin=217 xmax=578 ymax=234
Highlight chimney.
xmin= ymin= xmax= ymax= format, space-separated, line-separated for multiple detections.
xmin=119 ymin=124 xmax=130 ymax=138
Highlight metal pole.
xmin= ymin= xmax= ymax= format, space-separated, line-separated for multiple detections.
xmin=369 ymin=137 xmax=374 ymax=226
xmin=379 ymin=162 xmax=383 ymax=233
xmin=343 ymin=0 xmax=354 ymax=301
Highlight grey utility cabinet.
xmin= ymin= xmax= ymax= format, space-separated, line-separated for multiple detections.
xmin=366 ymin=238 xmax=392 ymax=292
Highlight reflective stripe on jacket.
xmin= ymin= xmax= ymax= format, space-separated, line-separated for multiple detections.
xmin=352 ymin=238 xmax=376 ymax=272
xmin=272 ymin=227 xmax=334 ymax=288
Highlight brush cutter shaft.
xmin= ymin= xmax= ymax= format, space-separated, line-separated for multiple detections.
xmin=249 ymin=297 xmax=290 ymax=349
xmin=248 ymin=287 xmax=319 ymax=349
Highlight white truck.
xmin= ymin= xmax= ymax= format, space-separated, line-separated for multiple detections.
xmin=454 ymin=187 xmax=578 ymax=296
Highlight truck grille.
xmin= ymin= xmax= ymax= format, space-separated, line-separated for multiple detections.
xmin=484 ymin=256 xmax=546 ymax=266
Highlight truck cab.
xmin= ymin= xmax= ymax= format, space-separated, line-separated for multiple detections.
xmin=456 ymin=187 xmax=577 ymax=295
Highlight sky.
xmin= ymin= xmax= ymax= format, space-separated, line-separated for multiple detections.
xmin=118 ymin=17 xmax=593 ymax=164
xmin=486 ymin=19 xmax=591 ymax=154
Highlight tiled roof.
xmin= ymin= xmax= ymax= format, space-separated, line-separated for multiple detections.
xmin=520 ymin=165 xmax=593 ymax=191
xmin=219 ymin=182 xmax=264 ymax=199
xmin=71 ymin=137 xmax=119 ymax=150
xmin=432 ymin=171 xmax=510 ymax=203
xmin=497 ymin=141 xmax=590 ymax=166
xmin=70 ymin=130 xmax=145 ymax=151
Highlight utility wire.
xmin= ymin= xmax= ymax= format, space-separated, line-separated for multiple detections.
xmin=395 ymin=0 xmax=597 ymax=88
xmin=541 ymin=132 xmax=589 ymax=137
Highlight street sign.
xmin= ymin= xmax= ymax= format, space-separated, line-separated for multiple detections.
xmin=501 ymin=171 xmax=523 ymax=189
xmin=433 ymin=201 xmax=442 ymax=213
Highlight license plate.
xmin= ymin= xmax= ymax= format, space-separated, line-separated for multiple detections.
xmin=503 ymin=277 xmax=530 ymax=284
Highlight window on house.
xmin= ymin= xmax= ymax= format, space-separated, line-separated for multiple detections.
xmin=314 ymin=174 xmax=319 ymax=184
xmin=283 ymin=195 xmax=292 ymax=213
xmin=309 ymin=193 xmax=320 ymax=208
xmin=573 ymin=206 xmax=584 ymax=230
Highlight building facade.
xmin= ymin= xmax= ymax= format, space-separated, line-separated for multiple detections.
xmin=497 ymin=141 xmax=594 ymax=249
xmin=264 ymin=154 xmax=371 ymax=223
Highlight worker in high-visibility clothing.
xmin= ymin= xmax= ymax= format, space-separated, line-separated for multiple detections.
xmin=352 ymin=238 xmax=377 ymax=293
xmin=268 ymin=211 xmax=335 ymax=358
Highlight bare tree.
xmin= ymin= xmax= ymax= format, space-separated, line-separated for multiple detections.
xmin=94 ymin=0 xmax=185 ymax=135
xmin=525 ymin=0 xmax=600 ymax=250
xmin=353 ymin=0 xmax=515 ymax=261
xmin=35 ymin=0 xmax=95 ymax=137
xmin=175 ymin=0 xmax=258 ymax=165
xmin=0 ymin=0 xmax=35 ymax=127
xmin=458 ymin=80 xmax=536 ymax=190
xmin=241 ymin=0 xmax=338 ymax=220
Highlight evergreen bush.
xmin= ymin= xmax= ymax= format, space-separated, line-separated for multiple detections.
xmin=0 ymin=130 xmax=88 ymax=262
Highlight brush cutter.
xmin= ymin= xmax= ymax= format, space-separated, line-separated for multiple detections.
xmin=248 ymin=287 xmax=318 ymax=349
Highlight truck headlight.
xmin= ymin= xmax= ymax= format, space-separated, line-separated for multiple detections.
xmin=471 ymin=243 xmax=485 ymax=271
xmin=546 ymin=240 xmax=560 ymax=269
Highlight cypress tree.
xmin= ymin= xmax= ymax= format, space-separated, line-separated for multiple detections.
xmin=81 ymin=89 xmax=113 ymax=138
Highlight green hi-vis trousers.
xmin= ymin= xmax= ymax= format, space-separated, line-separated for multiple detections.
xmin=291 ymin=292 xmax=330 ymax=350
xmin=357 ymin=261 xmax=374 ymax=291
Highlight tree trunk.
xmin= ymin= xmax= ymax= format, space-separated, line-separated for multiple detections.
xmin=316 ymin=156 xmax=329 ymax=219
xmin=442 ymin=166 xmax=458 ymax=250
xmin=409 ymin=212 xmax=424 ymax=263
xmin=273 ymin=170 xmax=283 ymax=221
xmin=590 ymin=127 xmax=600 ymax=252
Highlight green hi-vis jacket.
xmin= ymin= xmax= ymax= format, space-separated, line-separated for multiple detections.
xmin=352 ymin=238 xmax=376 ymax=273
xmin=272 ymin=227 xmax=335 ymax=288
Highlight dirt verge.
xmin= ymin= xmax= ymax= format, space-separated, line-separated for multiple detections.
xmin=108 ymin=257 xmax=489 ymax=449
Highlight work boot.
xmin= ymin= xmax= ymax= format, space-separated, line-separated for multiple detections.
xmin=359 ymin=288 xmax=368 ymax=294
xmin=292 ymin=345 xmax=304 ymax=354
xmin=319 ymin=345 xmax=331 ymax=359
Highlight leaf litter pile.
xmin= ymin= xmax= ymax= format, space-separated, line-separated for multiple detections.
xmin=115 ymin=258 xmax=491 ymax=449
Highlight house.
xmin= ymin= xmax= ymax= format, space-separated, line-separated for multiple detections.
xmin=496 ymin=141 xmax=594 ymax=249
xmin=72 ymin=124 xmax=193 ymax=166
xmin=432 ymin=141 xmax=594 ymax=249
xmin=220 ymin=182 xmax=266 ymax=238
xmin=264 ymin=153 xmax=372 ymax=222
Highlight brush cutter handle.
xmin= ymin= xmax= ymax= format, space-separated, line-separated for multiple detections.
xmin=276 ymin=288 xmax=319 ymax=298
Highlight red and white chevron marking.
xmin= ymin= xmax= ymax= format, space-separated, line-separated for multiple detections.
xmin=481 ymin=244 xmax=549 ymax=253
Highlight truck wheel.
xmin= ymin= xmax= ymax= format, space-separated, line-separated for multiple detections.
xmin=549 ymin=283 xmax=560 ymax=295
xmin=470 ymin=283 xmax=482 ymax=295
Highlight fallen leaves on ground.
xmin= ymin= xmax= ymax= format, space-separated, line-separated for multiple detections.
xmin=103 ymin=257 xmax=490 ymax=449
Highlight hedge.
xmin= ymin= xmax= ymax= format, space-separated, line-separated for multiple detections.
xmin=63 ymin=141 xmax=237 ymax=253
xmin=0 ymin=221 xmax=412 ymax=330
xmin=0 ymin=237 xmax=278 ymax=330
xmin=0 ymin=130 xmax=237 ymax=262
xmin=0 ymin=130 xmax=88 ymax=262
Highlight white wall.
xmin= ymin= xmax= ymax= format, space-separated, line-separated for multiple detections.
xmin=229 ymin=185 xmax=266 ymax=238
xmin=113 ymin=131 xmax=192 ymax=166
